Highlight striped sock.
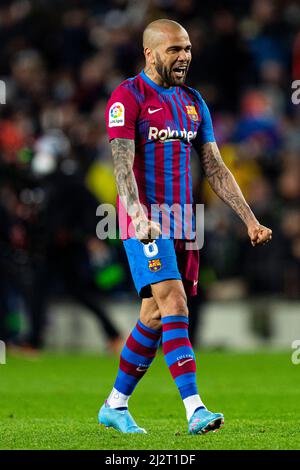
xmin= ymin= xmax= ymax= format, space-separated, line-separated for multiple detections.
xmin=162 ymin=315 xmax=205 ymax=420
xmin=107 ymin=320 xmax=161 ymax=408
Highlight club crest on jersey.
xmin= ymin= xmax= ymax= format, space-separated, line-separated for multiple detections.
xmin=109 ymin=102 xmax=125 ymax=127
xmin=186 ymin=105 xmax=198 ymax=121
xmin=148 ymin=258 xmax=162 ymax=272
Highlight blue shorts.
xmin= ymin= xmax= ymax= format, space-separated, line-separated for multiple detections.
xmin=123 ymin=238 xmax=199 ymax=298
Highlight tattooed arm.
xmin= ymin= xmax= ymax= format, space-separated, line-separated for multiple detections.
xmin=199 ymin=142 xmax=272 ymax=246
xmin=111 ymin=138 xmax=143 ymax=219
xmin=200 ymin=142 xmax=257 ymax=226
xmin=111 ymin=138 xmax=161 ymax=240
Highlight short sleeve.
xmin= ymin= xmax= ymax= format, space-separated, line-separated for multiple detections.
xmin=105 ymin=85 xmax=140 ymax=141
xmin=193 ymin=96 xmax=216 ymax=148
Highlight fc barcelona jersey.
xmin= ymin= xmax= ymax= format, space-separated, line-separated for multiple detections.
xmin=105 ymin=70 xmax=215 ymax=239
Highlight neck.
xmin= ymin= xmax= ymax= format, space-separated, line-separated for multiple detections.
xmin=143 ymin=66 xmax=171 ymax=89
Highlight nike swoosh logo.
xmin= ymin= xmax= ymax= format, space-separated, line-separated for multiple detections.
xmin=193 ymin=280 xmax=198 ymax=287
xmin=178 ymin=358 xmax=193 ymax=367
xmin=136 ymin=366 xmax=148 ymax=372
xmin=148 ymin=107 xmax=163 ymax=114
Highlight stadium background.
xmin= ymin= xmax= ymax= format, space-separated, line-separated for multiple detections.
xmin=0 ymin=0 xmax=300 ymax=452
xmin=0 ymin=0 xmax=299 ymax=352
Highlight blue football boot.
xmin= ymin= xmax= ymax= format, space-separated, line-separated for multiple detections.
xmin=98 ymin=401 xmax=147 ymax=434
xmin=188 ymin=407 xmax=224 ymax=435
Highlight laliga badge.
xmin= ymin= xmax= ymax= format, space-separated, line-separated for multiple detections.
xmin=109 ymin=102 xmax=125 ymax=127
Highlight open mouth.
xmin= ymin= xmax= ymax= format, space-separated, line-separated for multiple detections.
xmin=172 ymin=66 xmax=187 ymax=79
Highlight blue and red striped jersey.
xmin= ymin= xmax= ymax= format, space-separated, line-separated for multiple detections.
xmin=105 ymin=70 xmax=215 ymax=239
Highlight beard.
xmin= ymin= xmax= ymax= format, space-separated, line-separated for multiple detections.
xmin=155 ymin=52 xmax=189 ymax=87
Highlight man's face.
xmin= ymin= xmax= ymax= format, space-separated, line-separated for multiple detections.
xmin=153 ymin=29 xmax=192 ymax=86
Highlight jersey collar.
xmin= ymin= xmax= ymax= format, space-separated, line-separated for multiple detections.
xmin=140 ymin=70 xmax=176 ymax=95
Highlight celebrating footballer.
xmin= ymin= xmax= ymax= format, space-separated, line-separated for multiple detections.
xmin=99 ymin=19 xmax=272 ymax=435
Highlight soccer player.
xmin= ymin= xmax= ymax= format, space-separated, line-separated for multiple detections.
xmin=99 ymin=19 xmax=272 ymax=435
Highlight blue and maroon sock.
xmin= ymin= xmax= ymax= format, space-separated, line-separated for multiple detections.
xmin=106 ymin=320 xmax=161 ymax=409
xmin=162 ymin=315 xmax=205 ymax=420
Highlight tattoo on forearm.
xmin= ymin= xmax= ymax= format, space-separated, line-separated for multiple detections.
xmin=111 ymin=138 xmax=145 ymax=219
xmin=200 ymin=142 xmax=257 ymax=226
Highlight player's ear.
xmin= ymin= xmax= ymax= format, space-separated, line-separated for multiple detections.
xmin=144 ymin=47 xmax=155 ymax=65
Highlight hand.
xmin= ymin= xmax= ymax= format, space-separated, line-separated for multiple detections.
xmin=133 ymin=216 xmax=161 ymax=243
xmin=248 ymin=222 xmax=272 ymax=247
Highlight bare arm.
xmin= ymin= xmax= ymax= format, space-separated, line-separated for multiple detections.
xmin=200 ymin=142 xmax=258 ymax=227
xmin=111 ymin=137 xmax=160 ymax=239
xmin=111 ymin=138 xmax=144 ymax=218
xmin=199 ymin=142 xmax=272 ymax=245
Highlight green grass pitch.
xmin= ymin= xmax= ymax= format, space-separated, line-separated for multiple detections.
xmin=0 ymin=350 xmax=299 ymax=450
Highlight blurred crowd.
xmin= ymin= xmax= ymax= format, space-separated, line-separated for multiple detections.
xmin=0 ymin=0 xmax=299 ymax=350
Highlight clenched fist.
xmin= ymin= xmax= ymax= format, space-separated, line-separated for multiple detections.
xmin=133 ymin=215 xmax=161 ymax=243
xmin=248 ymin=223 xmax=272 ymax=247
